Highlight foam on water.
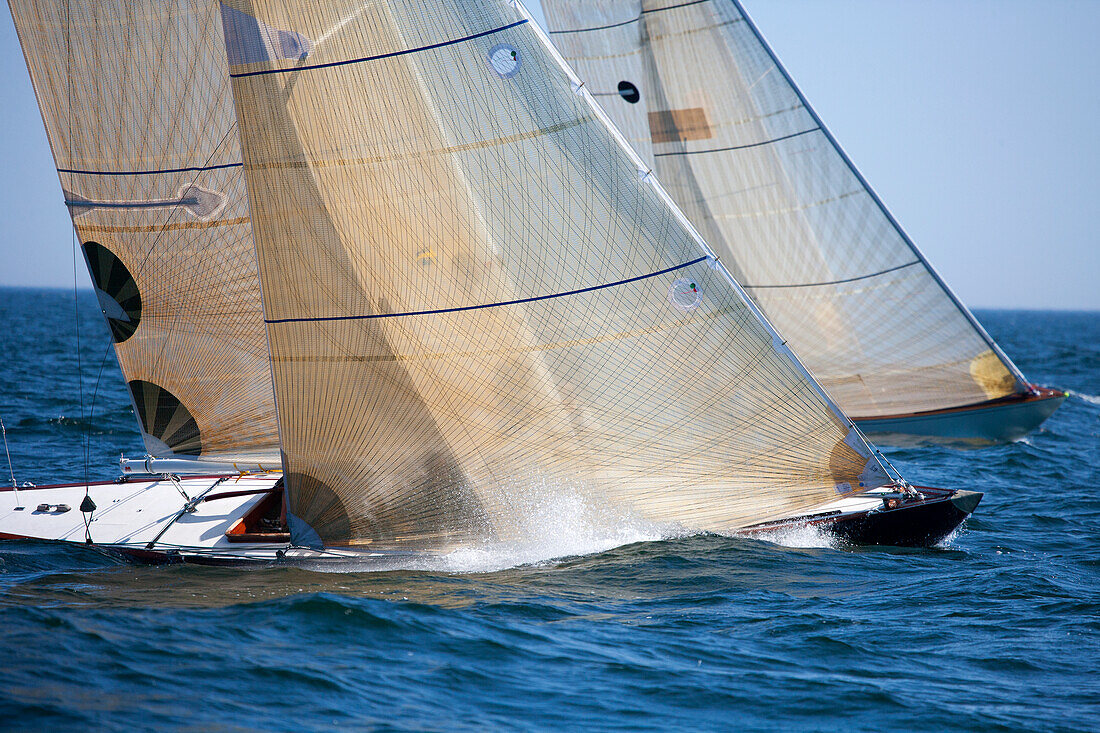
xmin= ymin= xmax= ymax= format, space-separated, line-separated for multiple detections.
xmin=741 ymin=522 xmax=837 ymax=550
xmin=1069 ymin=389 xmax=1100 ymax=406
xmin=315 ymin=487 xmax=683 ymax=574
xmin=432 ymin=498 xmax=675 ymax=573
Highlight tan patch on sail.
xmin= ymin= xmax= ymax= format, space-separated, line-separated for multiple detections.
xmin=648 ymin=108 xmax=712 ymax=143
xmin=828 ymin=438 xmax=866 ymax=492
xmin=969 ymin=350 xmax=1016 ymax=400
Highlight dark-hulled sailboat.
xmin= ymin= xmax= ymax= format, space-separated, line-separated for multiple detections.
xmin=0 ymin=0 xmax=979 ymax=563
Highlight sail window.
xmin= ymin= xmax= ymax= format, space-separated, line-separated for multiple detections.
xmin=128 ymin=380 xmax=202 ymax=456
xmin=488 ymin=44 xmax=521 ymax=77
xmin=81 ymin=241 xmax=141 ymax=343
xmin=617 ymin=80 xmax=640 ymax=103
xmin=669 ymin=277 xmax=701 ymax=312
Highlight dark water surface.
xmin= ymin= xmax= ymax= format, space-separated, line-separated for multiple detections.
xmin=0 ymin=289 xmax=1097 ymax=731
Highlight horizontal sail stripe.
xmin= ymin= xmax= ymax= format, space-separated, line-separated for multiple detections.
xmin=743 ymin=260 xmax=921 ymax=289
xmin=549 ymin=0 xmax=712 ymax=34
xmin=76 ymin=216 xmax=251 ymax=233
xmin=266 ymin=256 xmax=709 ymax=324
xmin=229 ymin=19 xmax=528 ymax=78
xmin=65 ymin=197 xmax=199 ymax=209
xmin=654 ymin=127 xmax=820 ymax=157
xmin=58 ymin=162 xmax=243 ymax=176
xmin=271 ymin=305 xmax=737 ymax=362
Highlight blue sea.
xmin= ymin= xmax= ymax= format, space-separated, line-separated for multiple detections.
xmin=0 ymin=288 xmax=1097 ymax=731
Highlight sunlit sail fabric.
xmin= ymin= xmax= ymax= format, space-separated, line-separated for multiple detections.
xmin=9 ymin=0 xmax=279 ymax=462
xmin=543 ymin=0 xmax=1029 ymax=418
xmin=221 ymin=0 xmax=888 ymax=549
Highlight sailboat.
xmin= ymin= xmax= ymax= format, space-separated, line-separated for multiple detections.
xmin=0 ymin=0 xmax=980 ymax=564
xmin=541 ymin=0 xmax=1065 ymax=446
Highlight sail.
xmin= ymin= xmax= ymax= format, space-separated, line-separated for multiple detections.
xmin=9 ymin=0 xmax=279 ymax=462
xmin=221 ymin=0 xmax=890 ymax=549
xmin=542 ymin=0 xmax=1029 ymax=418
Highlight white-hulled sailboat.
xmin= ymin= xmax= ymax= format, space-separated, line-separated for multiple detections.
xmin=0 ymin=0 xmax=980 ymax=564
xmin=541 ymin=0 xmax=1065 ymax=446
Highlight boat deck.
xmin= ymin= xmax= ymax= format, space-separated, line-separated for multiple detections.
xmin=0 ymin=474 xmax=282 ymax=552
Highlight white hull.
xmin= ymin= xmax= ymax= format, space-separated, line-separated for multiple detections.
xmin=0 ymin=474 xmax=287 ymax=560
xmin=0 ymin=473 xmax=446 ymax=564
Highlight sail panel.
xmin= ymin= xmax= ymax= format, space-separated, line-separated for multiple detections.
xmin=543 ymin=0 xmax=1026 ymax=417
xmin=222 ymin=0 xmax=888 ymax=549
xmin=9 ymin=0 xmax=279 ymax=461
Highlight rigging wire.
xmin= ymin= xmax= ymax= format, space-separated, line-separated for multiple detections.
xmin=0 ymin=410 xmax=21 ymax=509
xmin=63 ymin=0 xmax=94 ymax=542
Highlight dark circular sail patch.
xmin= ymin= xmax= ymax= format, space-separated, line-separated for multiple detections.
xmin=82 ymin=240 xmax=141 ymax=343
xmin=617 ymin=80 xmax=641 ymax=104
xmin=128 ymin=380 xmax=202 ymax=456
xmin=286 ymin=472 xmax=352 ymax=545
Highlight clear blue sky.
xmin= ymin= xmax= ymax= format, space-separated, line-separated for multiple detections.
xmin=0 ymin=1 xmax=1096 ymax=309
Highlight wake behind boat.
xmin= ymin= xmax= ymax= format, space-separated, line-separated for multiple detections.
xmin=2 ymin=0 xmax=980 ymax=562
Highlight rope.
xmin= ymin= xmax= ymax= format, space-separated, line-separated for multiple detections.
xmin=63 ymin=0 xmax=93 ymax=543
xmin=0 ymin=411 xmax=20 ymax=510
xmin=0 ymin=412 xmax=15 ymax=489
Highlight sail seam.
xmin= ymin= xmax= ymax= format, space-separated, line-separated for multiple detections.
xmin=654 ymin=127 xmax=820 ymax=157
xmin=245 ymin=119 xmax=590 ymax=171
xmin=743 ymin=260 xmax=921 ymax=289
xmin=76 ymin=217 xmax=251 ymax=234
xmin=549 ymin=0 xmax=712 ymax=34
xmin=57 ymin=162 xmax=243 ymax=176
xmin=229 ymin=19 xmax=529 ymax=79
xmin=265 ymin=256 xmax=709 ymax=324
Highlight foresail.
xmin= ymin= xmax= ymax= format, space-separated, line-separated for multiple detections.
xmin=543 ymin=0 xmax=1028 ymax=418
xmin=222 ymin=0 xmax=888 ymax=549
xmin=9 ymin=0 xmax=279 ymax=462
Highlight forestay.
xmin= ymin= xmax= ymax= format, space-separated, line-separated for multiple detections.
xmin=221 ymin=0 xmax=888 ymax=549
xmin=542 ymin=0 xmax=1029 ymax=418
xmin=9 ymin=0 xmax=280 ymax=463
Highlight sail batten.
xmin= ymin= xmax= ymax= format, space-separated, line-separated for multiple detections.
xmin=543 ymin=0 xmax=1030 ymax=418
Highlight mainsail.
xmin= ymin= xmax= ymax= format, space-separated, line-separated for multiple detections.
xmin=220 ymin=0 xmax=889 ymax=549
xmin=9 ymin=0 xmax=279 ymax=463
xmin=542 ymin=0 xmax=1030 ymax=418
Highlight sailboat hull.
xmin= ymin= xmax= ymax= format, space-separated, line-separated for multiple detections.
xmin=854 ymin=386 xmax=1066 ymax=447
xmin=742 ymin=486 xmax=981 ymax=548
xmin=1 ymin=476 xmax=978 ymax=563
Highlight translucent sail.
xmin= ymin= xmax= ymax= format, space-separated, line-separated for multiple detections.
xmin=543 ymin=0 xmax=1029 ymax=418
xmin=9 ymin=0 xmax=279 ymax=462
xmin=221 ymin=0 xmax=889 ymax=549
